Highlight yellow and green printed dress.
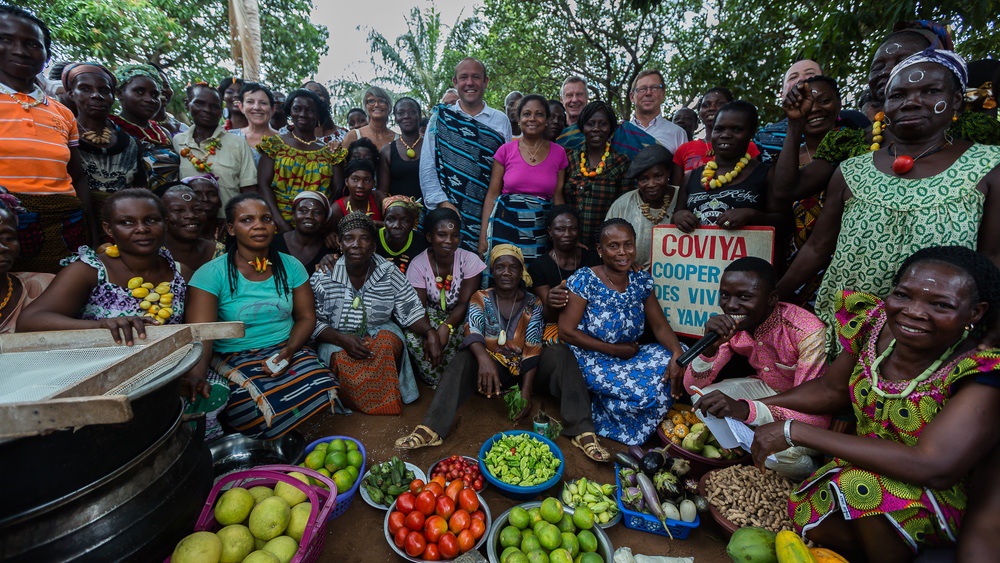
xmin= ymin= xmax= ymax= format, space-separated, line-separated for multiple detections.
xmin=258 ymin=135 xmax=347 ymax=222
xmin=789 ymin=290 xmax=1000 ymax=551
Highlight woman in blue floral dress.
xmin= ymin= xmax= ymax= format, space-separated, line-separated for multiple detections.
xmin=559 ymin=218 xmax=684 ymax=445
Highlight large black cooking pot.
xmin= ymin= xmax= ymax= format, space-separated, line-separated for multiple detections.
xmin=0 ymin=345 xmax=213 ymax=562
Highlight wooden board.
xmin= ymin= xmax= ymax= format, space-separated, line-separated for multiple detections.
xmin=650 ymin=225 xmax=775 ymax=338
xmin=0 ymin=322 xmax=244 ymax=353
xmin=0 ymin=395 xmax=132 ymax=438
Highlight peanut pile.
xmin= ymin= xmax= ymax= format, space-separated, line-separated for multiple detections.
xmin=703 ymin=465 xmax=797 ymax=533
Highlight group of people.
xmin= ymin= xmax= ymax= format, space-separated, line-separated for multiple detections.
xmin=4 ymin=4 xmax=1000 ymax=560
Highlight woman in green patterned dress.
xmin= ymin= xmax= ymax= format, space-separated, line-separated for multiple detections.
xmin=753 ymin=247 xmax=1000 ymax=562
xmin=778 ymin=50 xmax=1000 ymax=353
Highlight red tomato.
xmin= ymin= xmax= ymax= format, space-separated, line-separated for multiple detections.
xmin=424 ymin=482 xmax=444 ymax=498
xmin=469 ymin=517 xmax=486 ymax=540
xmin=388 ymin=511 xmax=406 ymax=535
xmin=473 ymin=477 xmax=484 ymax=491
xmin=470 ymin=510 xmax=485 ymax=522
xmin=415 ymin=490 xmax=437 ymax=516
xmin=393 ymin=526 xmax=409 ymax=549
xmin=409 ymin=478 xmax=425 ymax=495
xmin=435 ymin=495 xmax=456 ymax=520
xmin=445 ymin=479 xmax=464 ymax=502
xmin=457 ymin=529 xmax=475 ymax=553
xmin=438 ymin=532 xmax=459 ymax=559
xmin=404 ymin=509 xmax=426 ymax=532
xmin=448 ymin=509 xmax=471 ymax=534
xmin=404 ymin=531 xmax=427 ymax=557
xmin=431 ymin=475 xmax=447 ymax=487
xmin=395 ymin=492 xmax=416 ymax=515
xmin=423 ymin=543 xmax=441 ymax=561
xmin=458 ymin=488 xmax=479 ymax=513
xmin=424 ymin=514 xmax=448 ymax=543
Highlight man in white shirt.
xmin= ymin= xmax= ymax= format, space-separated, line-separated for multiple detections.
xmin=629 ymin=69 xmax=687 ymax=155
xmin=419 ymin=58 xmax=511 ymax=249
xmin=561 ymin=76 xmax=588 ymax=127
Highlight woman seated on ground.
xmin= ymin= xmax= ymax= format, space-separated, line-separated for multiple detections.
xmin=605 ymin=144 xmax=678 ymax=271
xmin=558 ymin=219 xmax=684 ymax=446
xmin=528 ymin=205 xmax=600 ymax=341
xmin=330 ymin=159 xmax=383 ymax=231
xmin=184 ymin=174 xmax=226 ymax=242
xmin=376 ymin=196 xmax=427 ymax=274
xmin=272 ymin=191 xmax=335 ymax=276
xmin=479 ymin=94 xmax=568 ymax=262
xmin=184 ymin=193 xmax=338 ymax=439
xmin=396 ymin=245 xmax=610 ymax=462
xmin=161 ymin=183 xmax=223 ymax=274
xmin=750 ymin=246 xmax=1000 ymax=562
xmin=18 ymin=189 xmax=187 ymax=343
xmin=311 ymin=212 xmax=440 ymax=415
xmin=671 ymin=101 xmax=786 ymax=237
xmin=0 ymin=190 xmax=53 ymax=333
xmin=405 ymin=208 xmax=486 ymax=388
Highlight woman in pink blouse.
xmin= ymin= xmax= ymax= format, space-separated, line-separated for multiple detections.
xmin=478 ymin=94 xmax=568 ymax=261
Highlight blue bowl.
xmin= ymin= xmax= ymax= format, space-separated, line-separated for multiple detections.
xmin=478 ymin=430 xmax=565 ymax=501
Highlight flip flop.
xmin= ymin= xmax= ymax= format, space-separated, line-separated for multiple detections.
xmin=572 ymin=432 xmax=610 ymax=463
xmin=394 ymin=424 xmax=443 ymax=450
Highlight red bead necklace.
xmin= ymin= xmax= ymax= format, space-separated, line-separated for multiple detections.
xmin=887 ymin=140 xmax=950 ymax=175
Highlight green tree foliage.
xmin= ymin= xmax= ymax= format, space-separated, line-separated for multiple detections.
xmin=24 ymin=0 xmax=328 ymax=95
xmin=478 ymin=0 xmax=998 ymax=122
xmin=362 ymin=6 xmax=480 ymax=109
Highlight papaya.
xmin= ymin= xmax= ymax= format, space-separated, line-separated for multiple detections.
xmin=775 ymin=530 xmax=816 ymax=563
xmin=809 ymin=547 xmax=848 ymax=563
xmin=726 ymin=526 xmax=777 ymax=563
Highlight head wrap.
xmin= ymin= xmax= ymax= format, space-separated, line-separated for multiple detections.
xmin=0 ymin=186 xmax=23 ymax=225
xmin=344 ymin=158 xmax=376 ymax=179
xmin=887 ymin=49 xmax=968 ymax=96
xmin=339 ymin=211 xmax=377 ymax=239
xmin=489 ymin=244 xmax=533 ymax=287
xmin=889 ymin=20 xmax=954 ymax=51
xmin=114 ymin=63 xmax=161 ymax=90
xmin=381 ymin=195 xmax=422 ymax=215
xmin=292 ymin=190 xmax=332 ymax=219
xmin=181 ymin=174 xmax=220 ymax=190
xmin=61 ymin=62 xmax=116 ymax=92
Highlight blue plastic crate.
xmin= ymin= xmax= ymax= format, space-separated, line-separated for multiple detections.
xmin=614 ymin=463 xmax=699 ymax=539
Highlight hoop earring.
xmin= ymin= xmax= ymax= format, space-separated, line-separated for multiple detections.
xmin=934 ymin=101 xmax=948 ymax=114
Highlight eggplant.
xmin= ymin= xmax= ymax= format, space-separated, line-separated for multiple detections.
xmin=679 ymin=499 xmax=697 ymax=523
xmin=636 ymin=471 xmax=673 ymax=539
xmin=692 ymin=494 xmax=710 ymax=513
xmin=640 ymin=448 xmax=667 ymax=476
xmin=614 ymin=452 xmax=640 ymax=471
xmin=628 ymin=445 xmax=646 ymax=461
xmin=621 ymin=486 xmax=642 ymax=511
xmin=661 ymin=501 xmax=680 ymax=521
xmin=653 ymin=469 xmax=683 ymax=503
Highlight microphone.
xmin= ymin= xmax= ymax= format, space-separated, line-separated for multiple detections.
xmin=675 ymin=315 xmax=746 ymax=367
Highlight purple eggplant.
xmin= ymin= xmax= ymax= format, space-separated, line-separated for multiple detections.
xmin=628 ymin=445 xmax=646 ymax=461
xmin=614 ymin=452 xmax=640 ymax=471
xmin=640 ymin=449 xmax=667 ymax=476
xmin=636 ymin=471 xmax=673 ymax=539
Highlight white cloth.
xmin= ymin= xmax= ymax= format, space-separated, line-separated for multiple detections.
xmin=631 ymin=114 xmax=687 ymax=155
xmin=419 ymin=101 xmax=513 ymax=208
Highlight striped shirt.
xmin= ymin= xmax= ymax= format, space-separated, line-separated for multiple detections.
xmin=0 ymin=84 xmax=78 ymax=195
xmin=311 ymin=254 xmax=425 ymax=339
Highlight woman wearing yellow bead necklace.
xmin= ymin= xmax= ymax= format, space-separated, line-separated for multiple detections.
xmin=672 ymin=101 xmax=785 ymax=235
xmin=18 ymin=189 xmax=189 ymax=344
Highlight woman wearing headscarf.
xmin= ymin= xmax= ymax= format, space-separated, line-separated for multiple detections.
xmin=271 ymin=191 xmax=336 ymax=275
xmin=311 ymin=212 xmax=440 ymax=415
xmin=376 ymin=195 xmax=427 ymax=273
xmin=396 ymin=244 xmax=609 ymax=461
xmin=779 ymin=49 xmax=1000 ymax=354
xmin=0 ymin=6 xmax=96 ymax=272
xmin=161 ymin=182 xmax=224 ymax=273
xmin=109 ymin=63 xmax=179 ymax=191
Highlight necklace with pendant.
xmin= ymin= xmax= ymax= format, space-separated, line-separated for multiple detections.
xmin=497 ymin=290 xmax=520 ymax=346
xmin=400 ymin=135 xmax=422 ymax=158
xmin=887 ymin=139 xmax=950 ymax=174
xmin=521 ymin=139 xmax=544 ymax=163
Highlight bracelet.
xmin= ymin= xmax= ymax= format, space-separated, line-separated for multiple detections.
xmin=783 ymin=419 xmax=795 ymax=448
xmin=444 ymin=323 xmax=455 ymax=334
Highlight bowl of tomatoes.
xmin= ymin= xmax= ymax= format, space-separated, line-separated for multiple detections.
xmin=428 ymin=455 xmax=487 ymax=492
xmin=384 ymin=476 xmax=492 ymax=561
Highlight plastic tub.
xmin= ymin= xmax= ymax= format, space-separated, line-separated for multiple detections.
xmin=478 ymin=431 xmax=564 ymax=501
xmin=304 ymin=435 xmax=366 ymax=519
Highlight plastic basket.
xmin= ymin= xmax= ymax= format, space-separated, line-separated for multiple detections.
xmin=613 ymin=463 xmax=699 ymax=539
xmin=304 ymin=435 xmax=366 ymax=519
xmin=477 ymin=430 xmax=564 ymax=501
xmin=186 ymin=464 xmax=337 ymax=563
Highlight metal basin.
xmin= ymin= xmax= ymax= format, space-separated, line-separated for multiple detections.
xmin=209 ymin=431 xmax=305 ymax=477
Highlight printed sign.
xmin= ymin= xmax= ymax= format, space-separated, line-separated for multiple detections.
xmin=650 ymin=225 xmax=775 ymax=338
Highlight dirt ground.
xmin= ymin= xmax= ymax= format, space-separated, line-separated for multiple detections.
xmin=296 ymin=382 xmax=734 ymax=563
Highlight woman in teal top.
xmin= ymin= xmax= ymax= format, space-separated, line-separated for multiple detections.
xmin=186 ymin=193 xmax=338 ymax=439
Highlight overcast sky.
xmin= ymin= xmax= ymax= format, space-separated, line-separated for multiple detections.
xmin=310 ymin=0 xmax=481 ymax=85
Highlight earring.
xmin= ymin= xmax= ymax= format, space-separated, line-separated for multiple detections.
xmin=952 ymin=113 xmax=959 ymax=122
xmin=965 ymin=323 xmax=975 ymax=332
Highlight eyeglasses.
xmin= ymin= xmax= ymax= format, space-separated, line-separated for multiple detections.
xmin=365 ymin=98 xmax=389 ymax=107
xmin=634 ymin=84 xmax=665 ymax=95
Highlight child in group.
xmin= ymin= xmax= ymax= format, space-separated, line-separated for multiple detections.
xmin=329 ymin=158 xmax=383 ymax=233
xmin=688 ymin=257 xmax=830 ymax=479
